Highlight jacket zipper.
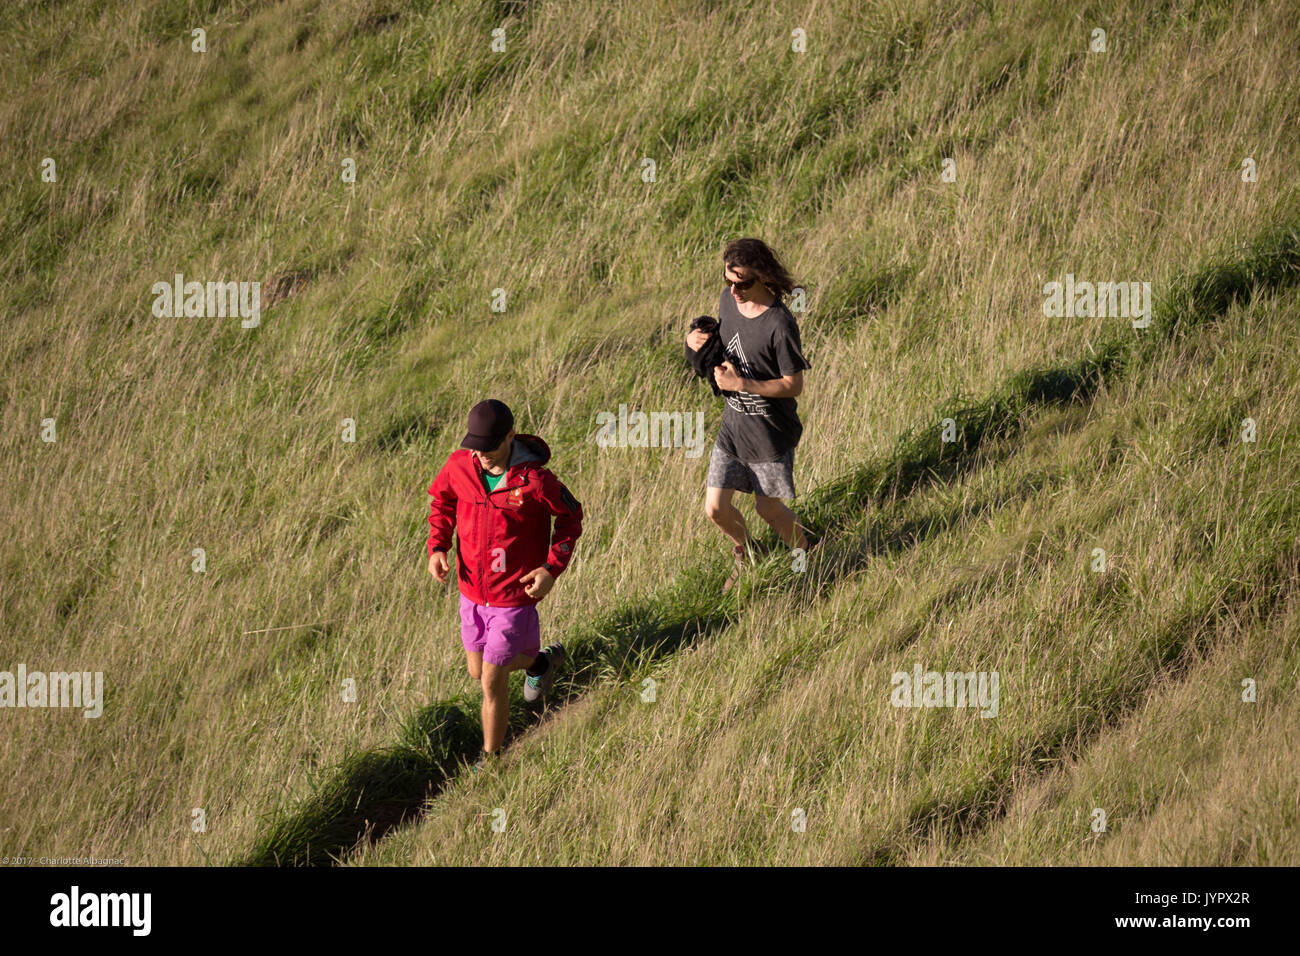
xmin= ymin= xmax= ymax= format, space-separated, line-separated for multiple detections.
xmin=480 ymin=466 xmax=521 ymax=607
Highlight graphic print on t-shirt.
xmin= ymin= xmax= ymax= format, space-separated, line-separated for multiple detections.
xmin=713 ymin=288 xmax=811 ymax=462
xmin=723 ymin=332 xmax=771 ymax=418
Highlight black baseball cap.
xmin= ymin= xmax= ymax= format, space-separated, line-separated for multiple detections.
xmin=461 ymin=399 xmax=514 ymax=451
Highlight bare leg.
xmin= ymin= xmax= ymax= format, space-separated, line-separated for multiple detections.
xmin=480 ymin=653 xmax=537 ymax=754
xmin=754 ymin=495 xmax=809 ymax=550
xmin=705 ymin=486 xmax=752 ymax=549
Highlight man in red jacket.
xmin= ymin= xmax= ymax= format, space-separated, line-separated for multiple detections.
xmin=427 ymin=399 xmax=583 ymax=767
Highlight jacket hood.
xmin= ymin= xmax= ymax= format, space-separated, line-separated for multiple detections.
xmin=508 ymin=433 xmax=550 ymax=468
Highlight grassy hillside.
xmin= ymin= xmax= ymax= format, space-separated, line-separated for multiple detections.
xmin=1 ymin=0 xmax=1296 ymax=865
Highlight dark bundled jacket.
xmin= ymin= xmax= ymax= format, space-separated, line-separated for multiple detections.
xmin=684 ymin=315 xmax=731 ymax=396
xmin=427 ymin=434 xmax=582 ymax=607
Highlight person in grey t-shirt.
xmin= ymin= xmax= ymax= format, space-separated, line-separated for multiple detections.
xmin=685 ymin=238 xmax=812 ymax=591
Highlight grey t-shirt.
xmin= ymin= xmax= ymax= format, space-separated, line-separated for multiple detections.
xmin=715 ymin=287 xmax=812 ymax=462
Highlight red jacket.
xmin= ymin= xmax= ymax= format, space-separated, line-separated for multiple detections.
xmin=427 ymin=434 xmax=583 ymax=607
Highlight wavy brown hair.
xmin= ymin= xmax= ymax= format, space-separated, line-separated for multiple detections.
xmin=722 ymin=238 xmax=796 ymax=302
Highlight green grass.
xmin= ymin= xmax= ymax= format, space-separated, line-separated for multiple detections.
xmin=238 ymin=222 xmax=1299 ymax=864
xmin=1 ymin=0 xmax=1297 ymax=865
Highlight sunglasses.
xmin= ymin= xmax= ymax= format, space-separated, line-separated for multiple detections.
xmin=724 ymin=273 xmax=758 ymax=292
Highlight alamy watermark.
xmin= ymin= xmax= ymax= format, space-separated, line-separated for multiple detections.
xmin=1 ymin=665 xmax=103 ymax=718
xmin=49 ymin=886 xmax=150 ymax=936
xmin=151 ymin=273 xmax=261 ymax=328
xmin=1042 ymin=274 xmax=1151 ymax=327
xmin=890 ymin=663 xmax=999 ymax=718
xmin=594 ymin=404 xmax=707 ymax=458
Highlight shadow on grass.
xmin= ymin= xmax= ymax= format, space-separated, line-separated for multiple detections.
xmin=800 ymin=221 xmax=1299 ymax=540
xmin=239 ymin=559 xmax=739 ymax=866
xmin=861 ymin=541 xmax=1300 ymax=865
xmin=239 ymin=222 xmax=1299 ymax=866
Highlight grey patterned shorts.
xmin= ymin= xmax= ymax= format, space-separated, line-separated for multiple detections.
xmin=706 ymin=443 xmax=797 ymax=498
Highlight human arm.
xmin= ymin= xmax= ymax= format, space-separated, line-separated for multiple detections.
xmin=712 ymin=312 xmax=810 ymax=397
xmin=426 ymin=461 xmax=457 ymax=577
xmin=536 ymin=470 xmax=583 ymax=577
xmin=712 ymin=364 xmax=803 ymax=397
xmin=515 ymin=472 xmax=582 ymax=601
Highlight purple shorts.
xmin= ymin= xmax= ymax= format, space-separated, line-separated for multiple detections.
xmin=458 ymin=594 xmax=541 ymax=666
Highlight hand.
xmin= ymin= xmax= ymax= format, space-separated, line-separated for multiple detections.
xmin=428 ymin=550 xmax=449 ymax=582
xmin=713 ymin=361 xmax=744 ymax=392
xmin=518 ymin=566 xmax=555 ymax=600
xmin=686 ymin=329 xmax=710 ymax=351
